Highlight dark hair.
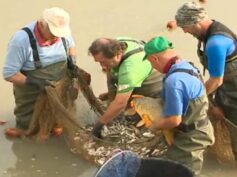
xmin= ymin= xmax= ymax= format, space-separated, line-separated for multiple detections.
xmin=88 ymin=38 xmax=128 ymax=59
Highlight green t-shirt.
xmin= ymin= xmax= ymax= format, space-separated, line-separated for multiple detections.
xmin=112 ymin=37 xmax=153 ymax=93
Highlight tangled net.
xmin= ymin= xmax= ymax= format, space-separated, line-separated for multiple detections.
xmin=65 ymin=118 xmax=167 ymax=165
xmin=23 ymin=67 xmax=166 ymax=165
xmin=208 ymin=117 xmax=236 ymax=165
xmin=26 ymin=67 xmax=104 ymax=140
xmin=23 ymin=66 xmax=237 ymax=166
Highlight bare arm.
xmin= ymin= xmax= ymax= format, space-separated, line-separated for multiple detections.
xmin=5 ymin=47 xmax=77 ymax=86
xmin=100 ymin=91 xmax=132 ymax=124
xmin=206 ymin=77 xmax=225 ymax=119
xmin=69 ymin=47 xmax=77 ymax=57
xmin=5 ymin=72 xmax=27 ymax=86
xmin=205 ymin=76 xmax=223 ymax=95
xmin=153 ymin=115 xmax=182 ymax=130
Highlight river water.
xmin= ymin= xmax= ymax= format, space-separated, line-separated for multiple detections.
xmin=0 ymin=0 xmax=237 ymax=176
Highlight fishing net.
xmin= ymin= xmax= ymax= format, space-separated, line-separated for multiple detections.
xmin=22 ymin=67 xmax=237 ymax=166
xmin=25 ymin=67 xmax=103 ymax=140
xmin=94 ymin=150 xmax=194 ymax=177
xmin=24 ymin=67 xmax=167 ymax=166
xmin=208 ymin=117 xmax=236 ymax=165
xmin=207 ymin=95 xmax=237 ymax=165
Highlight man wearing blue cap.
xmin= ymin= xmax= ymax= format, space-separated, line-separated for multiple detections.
xmin=144 ymin=36 xmax=214 ymax=175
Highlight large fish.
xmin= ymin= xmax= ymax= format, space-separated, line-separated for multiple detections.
xmin=126 ymin=95 xmax=174 ymax=146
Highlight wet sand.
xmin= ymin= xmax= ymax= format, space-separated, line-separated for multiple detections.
xmin=1 ymin=0 xmax=237 ymax=176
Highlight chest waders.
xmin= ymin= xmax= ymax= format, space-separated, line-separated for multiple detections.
xmin=198 ymin=21 xmax=237 ymax=125
xmin=198 ymin=21 xmax=237 ymax=160
xmin=14 ymin=27 xmax=68 ymax=130
xmin=107 ymin=39 xmax=163 ymax=100
xmin=163 ymin=66 xmax=215 ymax=175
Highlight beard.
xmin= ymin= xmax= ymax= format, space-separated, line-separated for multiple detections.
xmin=191 ymin=31 xmax=205 ymax=41
xmin=196 ymin=35 xmax=205 ymax=41
xmin=108 ymin=60 xmax=119 ymax=68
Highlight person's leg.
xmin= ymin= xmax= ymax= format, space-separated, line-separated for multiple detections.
xmin=165 ymin=124 xmax=214 ymax=176
xmin=166 ymin=142 xmax=204 ymax=175
xmin=14 ymin=85 xmax=40 ymax=130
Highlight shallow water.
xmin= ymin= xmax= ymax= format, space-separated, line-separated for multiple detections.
xmin=1 ymin=0 xmax=237 ymax=176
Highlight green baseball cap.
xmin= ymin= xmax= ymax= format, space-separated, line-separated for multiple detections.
xmin=143 ymin=36 xmax=174 ymax=60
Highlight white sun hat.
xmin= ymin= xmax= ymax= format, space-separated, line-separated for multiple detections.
xmin=42 ymin=7 xmax=71 ymax=37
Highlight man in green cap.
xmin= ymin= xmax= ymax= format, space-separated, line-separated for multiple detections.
xmin=175 ymin=1 xmax=237 ymax=161
xmin=144 ymin=36 xmax=214 ymax=175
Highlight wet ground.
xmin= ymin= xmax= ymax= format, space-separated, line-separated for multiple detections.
xmin=0 ymin=135 xmax=97 ymax=177
xmin=1 ymin=120 xmax=237 ymax=177
xmin=1 ymin=0 xmax=237 ymax=176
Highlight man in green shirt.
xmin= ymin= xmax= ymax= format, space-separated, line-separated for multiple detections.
xmin=88 ymin=37 xmax=163 ymax=138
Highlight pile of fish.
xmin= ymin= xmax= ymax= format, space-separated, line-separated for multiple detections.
xmin=65 ymin=118 xmax=167 ymax=165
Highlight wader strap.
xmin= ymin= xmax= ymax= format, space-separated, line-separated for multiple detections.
xmin=171 ymin=69 xmax=199 ymax=78
xmin=61 ymin=37 xmax=68 ymax=56
xmin=188 ymin=61 xmax=203 ymax=77
xmin=118 ymin=38 xmax=145 ymax=62
xmin=164 ymin=68 xmax=202 ymax=83
xmin=197 ymin=40 xmax=207 ymax=76
xmin=226 ymin=55 xmax=237 ymax=63
xmin=61 ymin=38 xmax=73 ymax=69
xmin=121 ymin=47 xmax=144 ymax=60
xmin=177 ymin=118 xmax=209 ymax=132
xmin=118 ymin=39 xmax=146 ymax=46
xmin=22 ymin=27 xmax=42 ymax=69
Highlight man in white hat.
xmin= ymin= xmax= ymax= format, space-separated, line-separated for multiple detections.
xmin=175 ymin=1 xmax=237 ymax=161
xmin=3 ymin=7 xmax=80 ymax=133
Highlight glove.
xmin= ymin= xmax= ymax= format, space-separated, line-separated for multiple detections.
xmin=67 ymin=56 xmax=78 ymax=77
xmin=26 ymin=75 xmax=53 ymax=90
xmin=92 ymin=121 xmax=104 ymax=138
xmin=67 ymin=56 xmax=91 ymax=85
xmin=98 ymin=92 xmax=109 ymax=101
xmin=67 ymin=55 xmax=77 ymax=71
